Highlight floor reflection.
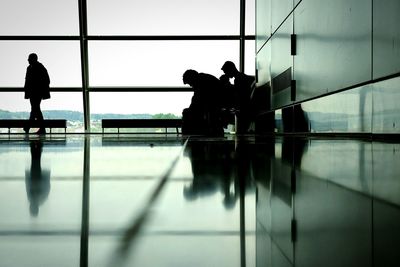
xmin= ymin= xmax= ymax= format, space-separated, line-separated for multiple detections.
xmin=183 ymin=140 xmax=238 ymax=209
xmin=256 ymin=137 xmax=400 ymax=267
xmin=0 ymin=135 xmax=399 ymax=267
xmin=25 ymin=138 xmax=51 ymax=217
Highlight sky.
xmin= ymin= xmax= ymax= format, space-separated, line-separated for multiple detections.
xmin=0 ymin=0 xmax=255 ymax=115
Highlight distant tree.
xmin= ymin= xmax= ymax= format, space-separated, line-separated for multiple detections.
xmin=152 ymin=113 xmax=181 ymax=119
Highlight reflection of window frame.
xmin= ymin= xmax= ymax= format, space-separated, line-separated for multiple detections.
xmin=0 ymin=1 xmax=254 ymax=131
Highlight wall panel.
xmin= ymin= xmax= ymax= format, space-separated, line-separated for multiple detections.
xmin=271 ymin=16 xmax=293 ymax=109
xmin=271 ymin=0 xmax=293 ymax=34
xmin=372 ymin=77 xmax=400 ymax=133
xmin=256 ymin=0 xmax=271 ymax=52
xmin=373 ymin=0 xmax=400 ymax=79
xmin=294 ymin=0 xmax=371 ymax=102
xmin=256 ymin=42 xmax=271 ymax=87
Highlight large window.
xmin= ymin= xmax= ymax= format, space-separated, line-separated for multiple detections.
xmin=0 ymin=92 xmax=84 ymax=133
xmin=89 ymin=41 xmax=239 ymax=87
xmin=0 ymin=0 xmax=255 ymax=132
xmin=0 ymin=0 xmax=79 ymax=36
xmin=87 ymin=0 xmax=240 ymax=36
xmin=0 ymin=41 xmax=81 ymax=87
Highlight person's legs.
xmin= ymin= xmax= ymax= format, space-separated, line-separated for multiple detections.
xmin=24 ymin=98 xmax=39 ymax=133
xmin=30 ymin=98 xmax=45 ymax=134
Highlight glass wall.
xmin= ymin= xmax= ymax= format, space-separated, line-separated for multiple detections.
xmin=0 ymin=0 xmax=255 ymax=132
xmin=0 ymin=92 xmax=84 ymax=133
xmin=0 ymin=0 xmax=79 ymax=36
xmin=87 ymin=0 xmax=240 ymax=36
xmin=88 ymin=41 xmax=239 ymax=87
xmin=90 ymin=92 xmax=192 ymax=132
xmin=0 ymin=41 xmax=81 ymax=87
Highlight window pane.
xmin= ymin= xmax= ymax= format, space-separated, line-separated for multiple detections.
xmin=0 ymin=92 xmax=84 ymax=133
xmin=0 ymin=0 xmax=79 ymax=35
xmin=0 ymin=41 xmax=82 ymax=87
xmin=89 ymin=41 xmax=239 ymax=87
xmin=245 ymin=40 xmax=256 ymax=75
xmin=87 ymin=0 xmax=240 ymax=35
xmin=246 ymin=0 xmax=256 ymax=35
xmin=90 ymin=92 xmax=192 ymax=132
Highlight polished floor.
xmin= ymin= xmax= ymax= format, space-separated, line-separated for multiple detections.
xmin=0 ymin=134 xmax=399 ymax=267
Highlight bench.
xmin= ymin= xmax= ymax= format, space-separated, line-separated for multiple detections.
xmin=101 ymin=119 xmax=182 ymax=134
xmin=0 ymin=119 xmax=67 ymax=134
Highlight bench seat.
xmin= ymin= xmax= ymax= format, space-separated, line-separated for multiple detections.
xmin=101 ymin=119 xmax=182 ymax=134
xmin=0 ymin=119 xmax=67 ymax=133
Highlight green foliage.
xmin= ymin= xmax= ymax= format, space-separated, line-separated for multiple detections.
xmin=152 ymin=113 xmax=181 ymax=119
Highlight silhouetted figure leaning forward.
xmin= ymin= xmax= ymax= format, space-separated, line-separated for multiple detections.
xmin=24 ymin=53 xmax=51 ymax=135
xmin=182 ymin=69 xmax=224 ymax=136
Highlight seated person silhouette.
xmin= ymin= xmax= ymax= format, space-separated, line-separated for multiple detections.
xmin=23 ymin=53 xmax=51 ymax=135
xmin=221 ymin=61 xmax=255 ymax=133
xmin=182 ymin=69 xmax=224 ymax=136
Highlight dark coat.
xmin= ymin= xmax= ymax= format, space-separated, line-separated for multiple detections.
xmin=234 ymin=73 xmax=255 ymax=112
xmin=188 ymin=72 xmax=223 ymax=111
xmin=24 ymin=62 xmax=50 ymax=100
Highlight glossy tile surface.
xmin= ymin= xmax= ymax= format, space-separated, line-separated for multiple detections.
xmin=1 ymin=135 xmax=400 ymax=266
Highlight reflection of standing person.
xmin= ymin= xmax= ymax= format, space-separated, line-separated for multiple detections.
xmin=25 ymin=140 xmax=51 ymax=217
xmin=24 ymin=53 xmax=51 ymax=134
xmin=221 ymin=61 xmax=255 ymax=133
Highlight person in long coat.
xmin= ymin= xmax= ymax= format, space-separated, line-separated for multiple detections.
xmin=24 ymin=53 xmax=50 ymax=134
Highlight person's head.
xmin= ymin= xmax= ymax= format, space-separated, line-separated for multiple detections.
xmin=28 ymin=53 xmax=38 ymax=65
xmin=221 ymin=61 xmax=238 ymax=78
xmin=182 ymin=69 xmax=199 ymax=87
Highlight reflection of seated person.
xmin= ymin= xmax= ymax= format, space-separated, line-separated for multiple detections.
xmin=183 ymin=141 xmax=238 ymax=209
xmin=182 ymin=69 xmax=224 ymax=136
xmin=25 ymin=140 xmax=50 ymax=217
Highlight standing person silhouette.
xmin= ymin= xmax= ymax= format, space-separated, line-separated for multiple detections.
xmin=221 ymin=61 xmax=255 ymax=133
xmin=24 ymin=53 xmax=51 ymax=134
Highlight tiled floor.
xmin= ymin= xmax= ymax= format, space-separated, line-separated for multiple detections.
xmin=0 ymin=134 xmax=399 ymax=267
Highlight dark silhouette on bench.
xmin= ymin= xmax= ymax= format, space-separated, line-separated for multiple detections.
xmin=221 ymin=61 xmax=255 ymax=133
xmin=181 ymin=69 xmax=224 ymax=136
xmin=24 ymin=53 xmax=51 ymax=135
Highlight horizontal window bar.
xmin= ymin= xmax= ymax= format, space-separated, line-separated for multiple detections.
xmin=0 ymin=87 xmax=193 ymax=92
xmin=87 ymin=35 xmax=256 ymax=41
xmin=0 ymin=36 xmax=80 ymax=41
xmin=0 ymin=35 xmax=255 ymax=41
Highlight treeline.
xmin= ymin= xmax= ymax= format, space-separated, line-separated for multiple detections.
xmin=0 ymin=109 xmax=181 ymax=121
